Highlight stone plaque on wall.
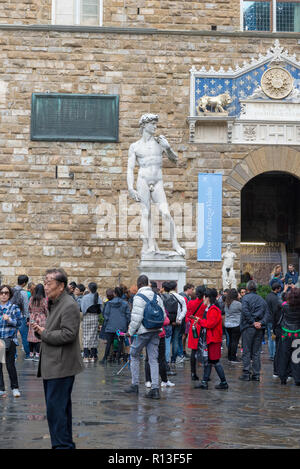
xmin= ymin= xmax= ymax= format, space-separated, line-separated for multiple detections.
xmin=31 ymin=93 xmax=119 ymax=142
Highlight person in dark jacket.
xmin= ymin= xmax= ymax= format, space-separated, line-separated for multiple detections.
xmin=239 ymin=280 xmax=270 ymax=382
xmin=277 ymin=288 xmax=300 ymax=385
xmin=284 ymin=264 xmax=299 ymax=292
xmin=224 ymin=288 xmax=242 ymax=363
xmin=265 ymin=282 xmax=282 ymax=374
xmin=100 ymin=287 xmax=131 ymax=364
xmin=99 ymin=288 xmax=115 ymax=341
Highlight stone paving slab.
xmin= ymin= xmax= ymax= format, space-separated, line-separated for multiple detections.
xmin=0 ymin=344 xmax=300 ymax=449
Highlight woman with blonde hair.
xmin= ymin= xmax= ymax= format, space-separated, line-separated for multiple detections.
xmin=270 ymin=265 xmax=284 ymax=292
xmin=270 ymin=265 xmax=284 ymax=281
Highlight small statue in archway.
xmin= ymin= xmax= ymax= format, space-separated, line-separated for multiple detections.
xmin=222 ymin=243 xmax=237 ymax=290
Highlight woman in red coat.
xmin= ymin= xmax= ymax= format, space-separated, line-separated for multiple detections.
xmin=186 ymin=286 xmax=206 ymax=381
xmin=195 ymin=288 xmax=228 ymax=390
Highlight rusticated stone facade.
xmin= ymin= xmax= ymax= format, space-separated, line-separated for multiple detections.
xmin=0 ymin=2 xmax=299 ymax=292
xmin=104 ymin=0 xmax=240 ymax=31
xmin=0 ymin=0 xmax=50 ymax=24
xmin=1 ymin=0 xmax=240 ymax=31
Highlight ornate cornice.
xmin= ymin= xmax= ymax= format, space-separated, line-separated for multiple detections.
xmin=190 ymin=40 xmax=300 ymax=78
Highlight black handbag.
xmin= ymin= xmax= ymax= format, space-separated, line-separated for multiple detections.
xmin=196 ymin=308 xmax=209 ymax=365
xmin=3 ymin=338 xmax=12 ymax=350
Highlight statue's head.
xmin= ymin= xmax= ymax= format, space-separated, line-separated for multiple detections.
xmin=139 ymin=113 xmax=159 ymax=132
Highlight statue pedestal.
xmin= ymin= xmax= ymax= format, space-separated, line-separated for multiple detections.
xmin=138 ymin=251 xmax=187 ymax=292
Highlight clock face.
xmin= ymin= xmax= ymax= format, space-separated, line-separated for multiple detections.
xmin=261 ymin=67 xmax=294 ymax=100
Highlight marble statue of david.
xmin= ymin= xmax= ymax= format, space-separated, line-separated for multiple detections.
xmin=127 ymin=113 xmax=185 ymax=257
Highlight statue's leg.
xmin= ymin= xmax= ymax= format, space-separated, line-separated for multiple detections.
xmin=152 ymin=181 xmax=185 ymax=256
xmin=222 ymin=268 xmax=227 ymax=290
xmin=137 ymin=177 xmax=155 ymax=253
xmin=230 ymin=269 xmax=237 ymax=289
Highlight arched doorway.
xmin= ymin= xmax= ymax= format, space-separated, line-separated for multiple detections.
xmin=240 ymin=171 xmax=300 ymax=284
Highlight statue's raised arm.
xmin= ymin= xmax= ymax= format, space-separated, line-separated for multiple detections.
xmin=156 ymin=135 xmax=178 ymax=163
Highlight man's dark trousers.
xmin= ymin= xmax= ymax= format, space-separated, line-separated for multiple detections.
xmin=242 ymin=327 xmax=264 ymax=377
xmin=43 ymin=376 xmax=75 ymax=449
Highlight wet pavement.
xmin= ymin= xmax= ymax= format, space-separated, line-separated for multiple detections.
xmin=0 ymin=343 xmax=300 ymax=449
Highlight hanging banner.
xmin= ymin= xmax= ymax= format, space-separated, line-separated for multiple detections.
xmin=197 ymin=173 xmax=222 ymax=262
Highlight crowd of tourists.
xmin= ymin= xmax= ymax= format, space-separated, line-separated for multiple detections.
xmin=0 ymin=265 xmax=300 ymax=449
xmin=0 ymin=264 xmax=299 ymax=401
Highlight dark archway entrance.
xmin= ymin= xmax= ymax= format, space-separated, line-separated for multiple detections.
xmin=240 ymin=172 xmax=300 ymax=284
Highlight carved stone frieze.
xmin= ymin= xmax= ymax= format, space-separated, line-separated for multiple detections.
xmin=261 ymin=67 xmax=294 ymax=100
xmin=243 ymin=125 xmax=257 ymax=142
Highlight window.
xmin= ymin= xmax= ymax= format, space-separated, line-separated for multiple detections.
xmin=242 ymin=0 xmax=300 ymax=31
xmin=52 ymin=0 xmax=103 ymax=26
xmin=277 ymin=2 xmax=300 ymax=31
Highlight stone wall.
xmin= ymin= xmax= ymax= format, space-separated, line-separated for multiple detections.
xmin=0 ymin=0 xmax=240 ymax=31
xmin=0 ymin=0 xmax=50 ymax=24
xmin=104 ymin=0 xmax=240 ymax=31
xmin=0 ymin=26 xmax=299 ymax=292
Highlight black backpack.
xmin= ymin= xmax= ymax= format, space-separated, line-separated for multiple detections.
xmin=11 ymin=288 xmax=24 ymax=314
xmin=162 ymin=293 xmax=182 ymax=323
xmin=137 ymin=293 xmax=165 ymax=330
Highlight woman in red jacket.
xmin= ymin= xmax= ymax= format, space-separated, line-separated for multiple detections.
xmin=186 ymin=285 xmax=206 ymax=381
xmin=195 ymin=288 xmax=228 ymax=390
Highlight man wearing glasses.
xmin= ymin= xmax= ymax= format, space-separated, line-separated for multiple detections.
xmin=32 ymin=268 xmax=83 ymax=450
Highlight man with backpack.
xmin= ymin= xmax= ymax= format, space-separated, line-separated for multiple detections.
xmin=12 ymin=275 xmax=30 ymax=360
xmin=124 ymin=275 xmax=166 ymax=399
xmin=162 ymin=281 xmax=187 ymax=366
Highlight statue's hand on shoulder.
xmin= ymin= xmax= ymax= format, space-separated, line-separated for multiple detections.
xmin=129 ymin=188 xmax=140 ymax=202
xmin=156 ymin=135 xmax=170 ymax=150
xmin=157 ymin=135 xmax=178 ymax=163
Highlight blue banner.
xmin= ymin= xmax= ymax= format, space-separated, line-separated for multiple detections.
xmin=197 ymin=173 xmax=222 ymax=262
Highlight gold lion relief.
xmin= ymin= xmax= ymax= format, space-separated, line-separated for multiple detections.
xmin=196 ymin=91 xmax=232 ymax=115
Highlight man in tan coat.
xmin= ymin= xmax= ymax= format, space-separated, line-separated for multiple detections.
xmin=33 ymin=268 xmax=83 ymax=449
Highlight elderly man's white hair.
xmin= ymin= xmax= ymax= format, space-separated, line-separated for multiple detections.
xmin=139 ymin=113 xmax=159 ymax=127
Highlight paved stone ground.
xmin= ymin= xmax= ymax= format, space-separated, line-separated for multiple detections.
xmin=0 ymin=342 xmax=300 ymax=449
